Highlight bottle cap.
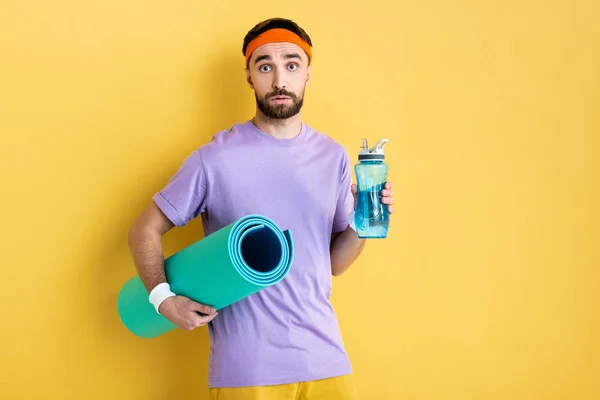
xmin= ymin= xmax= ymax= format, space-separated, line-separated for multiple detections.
xmin=358 ymin=138 xmax=388 ymax=161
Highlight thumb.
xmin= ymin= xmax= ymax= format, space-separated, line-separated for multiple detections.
xmin=351 ymin=184 xmax=358 ymax=209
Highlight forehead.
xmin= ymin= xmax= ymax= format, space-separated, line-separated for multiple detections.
xmin=251 ymin=42 xmax=307 ymax=62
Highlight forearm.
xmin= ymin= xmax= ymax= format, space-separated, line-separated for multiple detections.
xmin=330 ymin=226 xmax=366 ymax=276
xmin=127 ymin=227 xmax=167 ymax=293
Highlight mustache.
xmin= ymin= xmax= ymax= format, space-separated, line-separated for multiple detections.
xmin=268 ymin=89 xmax=296 ymax=99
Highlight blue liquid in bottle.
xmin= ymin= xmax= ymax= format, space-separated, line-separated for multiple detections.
xmin=354 ymin=139 xmax=390 ymax=238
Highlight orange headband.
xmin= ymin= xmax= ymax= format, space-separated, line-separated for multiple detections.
xmin=245 ymin=28 xmax=312 ymax=67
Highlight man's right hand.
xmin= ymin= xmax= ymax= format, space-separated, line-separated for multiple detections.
xmin=158 ymin=296 xmax=218 ymax=331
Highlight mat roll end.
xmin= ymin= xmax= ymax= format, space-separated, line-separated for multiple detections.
xmin=117 ymin=276 xmax=177 ymax=339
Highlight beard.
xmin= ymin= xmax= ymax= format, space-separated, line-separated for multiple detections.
xmin=255 ymin=88 xmax=304 ymax=120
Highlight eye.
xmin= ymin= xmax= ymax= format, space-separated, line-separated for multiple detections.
xmin=288 ymin=64 xmax=298 ymax=71
xmin=259 ymin=64 xmax=272 ymax=72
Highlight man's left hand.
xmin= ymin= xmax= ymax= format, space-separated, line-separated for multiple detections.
xmin=381 ymin=182 xmax=394 ymax=214
xmin=350 ymin=182 xmax=395 ymax=214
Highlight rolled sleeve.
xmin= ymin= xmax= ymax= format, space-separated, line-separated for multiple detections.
xmin=152 ymin=149 xmax=208 ymax=227
xmin=332 ymin=150 xmax=354 ymax=233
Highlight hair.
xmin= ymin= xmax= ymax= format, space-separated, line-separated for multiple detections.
xmin=242 ymin=18 xmax=313 ymax=57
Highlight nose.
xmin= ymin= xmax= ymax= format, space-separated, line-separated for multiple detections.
xmin=272 ymin=68 xmax=286 ymax=90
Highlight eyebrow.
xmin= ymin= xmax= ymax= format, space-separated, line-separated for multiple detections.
xmin=254 ymin=53 xmax=303 ymax=65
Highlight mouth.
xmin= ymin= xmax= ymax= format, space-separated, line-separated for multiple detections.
xmin=270 ymin=96 xmax=292 ymax=104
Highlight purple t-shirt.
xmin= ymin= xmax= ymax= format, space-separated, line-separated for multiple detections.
xmin=152 ymin=120 xmax=354 ymax=388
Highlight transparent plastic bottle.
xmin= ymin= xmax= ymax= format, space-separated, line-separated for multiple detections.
xmin=354 ymin=138 xmax=390 ymax=238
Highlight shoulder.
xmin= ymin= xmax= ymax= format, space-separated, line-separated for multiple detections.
xmin=188 ymin=121 xmax=252 ymax=162
xmin=207 ymin=122 xmax=251 ymax=146
xmin=304 ymin=124 xmax=351 ymax=163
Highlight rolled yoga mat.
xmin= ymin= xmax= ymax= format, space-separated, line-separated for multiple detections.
xmin=118 ymin=214 xmax=294 ymax=338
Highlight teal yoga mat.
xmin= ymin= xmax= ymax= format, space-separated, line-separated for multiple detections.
xmin=118 ymin=214 xmax=294 ymax=338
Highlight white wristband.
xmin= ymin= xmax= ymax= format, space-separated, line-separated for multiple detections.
xmin=149 ymin=282 xmax=176 ymax=314
xmin=348 ymin=209 xmax=357 ymax=232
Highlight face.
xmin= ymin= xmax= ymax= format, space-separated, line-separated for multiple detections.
xmin=245 ymin=42 xmax=311 ymax=120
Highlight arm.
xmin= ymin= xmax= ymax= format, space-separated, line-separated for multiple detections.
xmin=127 ymin=202 xmax=217 ymax=330
xmin=127 ymin=202 xmax=174 ymax=293
xmin=330 ymin=227 xmax=366 ymax=276
xmin=330 ymin=182 xmax=395 ymax=276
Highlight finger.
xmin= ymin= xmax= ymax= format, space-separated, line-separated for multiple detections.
xmin=388 ymin=205 xmax=395 ymax=213
xmin=381 ymin=189 xmax=393 ymax=197
xmin=183 ymin=311 xmax=218 ymax=330
xmin=196 ymin=312 xmax=218 ymax=326
xmin=351 ymin=184 xmax=357 ymax=195
xmin=189 ymin=300 xmax=217 ymax=315
xmin=384 ymin=182 xmax=393 ymax=190
xmin=381 ymin=197 xmax=394 ymax=205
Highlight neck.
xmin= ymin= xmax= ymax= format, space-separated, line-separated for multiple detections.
xmin=252 ymin=110 xmax=303 ymax=140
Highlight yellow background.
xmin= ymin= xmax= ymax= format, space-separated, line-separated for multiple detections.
xmin=1 ymin=1 xmax=598 ymax=399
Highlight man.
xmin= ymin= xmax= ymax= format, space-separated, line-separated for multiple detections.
xmin=128 ymin=17 xmax=395 ymax=399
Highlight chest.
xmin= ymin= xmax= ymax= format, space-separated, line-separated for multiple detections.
xmin=206 ymin=149 xmax=341 ymax=228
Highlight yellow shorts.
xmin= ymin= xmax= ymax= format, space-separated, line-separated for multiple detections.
xmin=208 ymin=374 xmax=359 ymax=400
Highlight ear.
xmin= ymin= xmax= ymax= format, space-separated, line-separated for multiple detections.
xmin=245 ymin=68 xmax=254 ymax=89
xmin=305 ymin=64 xmax=312 ymax=87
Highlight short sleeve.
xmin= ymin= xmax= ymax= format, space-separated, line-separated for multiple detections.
xmin=332 ymin=149 xmax=354 ymax=233
xmin=152 ymin=150 xmax=208 ymax=227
